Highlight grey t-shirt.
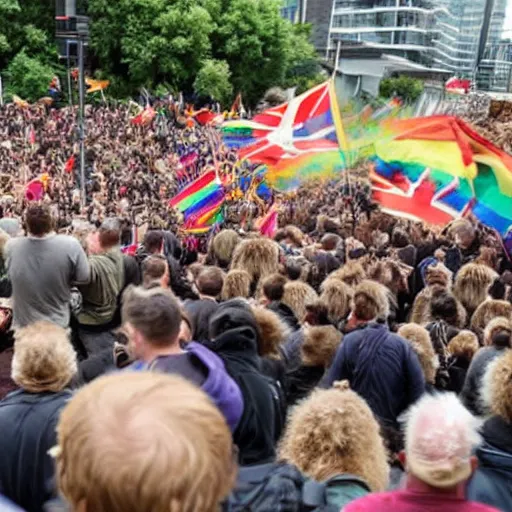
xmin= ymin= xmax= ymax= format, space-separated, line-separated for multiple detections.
xmin=6 ymin=234 xmax=90 ymax=328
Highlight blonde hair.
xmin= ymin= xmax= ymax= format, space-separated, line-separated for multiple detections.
xmin=319 ymin=278 xmax=352 ymax=324
xmin=483 ymin=350 xmax=512 ymax=423
xmin=221 ymin=269 xmax=251 ymax=300
xmin=12 ymin=321 xmax=77 ymax=392
xmin=56 ymin=372 xmax=236 ymax=512
xmin=454 ymin=263 xmax=498 ymax=317
xmin=398 ymin=324 xmax=439 ymax=385
xmin=279 ymin=381 xmax=389 ymax=492
xmin=282 ymin=280 xmax=318 ymax=323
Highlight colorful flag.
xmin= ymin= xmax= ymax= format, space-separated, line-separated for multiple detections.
xmin=13 ymin=95 xmax=29 ymax=109
xmin=131 ymin=105 xmax=156 ymax=126
xmin=222 ymin=80 xmax=348 ymax=191
xmin=26 ymin=126 xmax=36 ymax=146
xmin=370 ymin=115 xmax=512 ymax=234
xmin=85 ymin=78 xmax=110 ymax=94
xmin=64 ymin=155 xmax=75 ymax=174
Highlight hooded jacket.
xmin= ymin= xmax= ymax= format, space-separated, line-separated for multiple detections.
xmin=467 ymin=416 xmax=512 ymax=511
xmin=460 ymin=346 xmax=505 ymax=417
xmin=323 ymin=323 xmax=425 ymax=429
xmin=130 ymin=342 xmax=243 ymax=432
xmin=206 ymin=300 xmax=282 ymax=465
xmin=183 ymin=298 xmax=219 ymax=343
xmin=0 ymin=389 xmax=72 ymax=512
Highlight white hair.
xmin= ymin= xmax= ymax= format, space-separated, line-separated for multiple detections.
xmin=405 ymin=393 xmax=481 ymax=464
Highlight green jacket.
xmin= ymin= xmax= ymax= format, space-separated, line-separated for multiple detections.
xmin=78 ymin=248 xmax=124 ymax=326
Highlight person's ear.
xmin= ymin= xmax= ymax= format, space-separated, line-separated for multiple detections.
xmin=470 ymin=455 xmax=478 ymax=474
xmin=398 ymin=450 xmax=407 ymax=468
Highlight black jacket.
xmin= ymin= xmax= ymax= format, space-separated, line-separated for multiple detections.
xmin=286 ymin=365 xmax=324 ymax=406
xmin=461 ymin=346 xmax=504 ymax=417
xmin=467 ymin=416 xmax=512 ymax=511
xmin=206 ymin=301 xmax=283 ymax=465
xmin=267 ymin=302 xmax=300 ymax=331
xmin=0 ymin=389 xmax=72 ymax=512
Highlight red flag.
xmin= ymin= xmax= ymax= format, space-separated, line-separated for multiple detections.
xmin=26 ymin=126 xmax=36 ymax=146
xmin=131 ymin=106 xmax=156 ymax=126
xmin=65 ymin=155 xmax=75 ymax=174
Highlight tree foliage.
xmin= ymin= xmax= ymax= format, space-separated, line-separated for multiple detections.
xmin=5 ymin=50 xmax=55 ymax=101
xmin=0 ymin=0 xmax=321 ymax=105
xmin=88 ymin=0 xmax=218 ymax=91
xmin=194 ymin=59 xmax=233 ymax=105
xmin=379 ymin=76 xmax=424 ymax=103
xmin=0 ymin=0 xmax=58 ymax=100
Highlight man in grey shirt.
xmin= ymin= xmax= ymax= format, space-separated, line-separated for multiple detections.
xmin=6 ymin=205 xmax=90 ymax=328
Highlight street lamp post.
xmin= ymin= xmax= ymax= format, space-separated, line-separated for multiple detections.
xmin=56 ymin=14 xmax=89 ymax=208
xmin=78 ymin=36 xmax=86 ymax=207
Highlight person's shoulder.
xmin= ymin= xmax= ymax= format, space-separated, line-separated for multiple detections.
xmin=53 ymin=234 xmax=83 ymax=250
xmin=5 ymin=236 xmax=25 ymax=252
xmin=466 ymin=502 xmax=503 ymax=512
xmin=344 ymin=490 xmax=400 ymax=511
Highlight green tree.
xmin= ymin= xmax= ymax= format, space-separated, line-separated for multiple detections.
xmin=5 ymin=50 xmax=55 ymax=101
xmin=212 ymin=0 xmax=292 ymax=105
xmin=194 ymin=59 xmax=233 ymax=106
xmin=379 ymin=76 xmax=424 ymax=103
xmin=87 ymin=0 xmax=219 ymax=91
xmin=282 ymin=24 xmax=325 ymax=94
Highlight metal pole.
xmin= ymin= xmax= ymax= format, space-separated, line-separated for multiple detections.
xmin=67 ymin=52 xmax=73 ymax=106
xmin=332 ymin=40 xmax=341 ymax=77
xmin=78 ymin=37 xmax=86 ymax=207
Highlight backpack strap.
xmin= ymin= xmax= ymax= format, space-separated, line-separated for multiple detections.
xmin=302 ymin=479 xmax=326 ymax=508
xmin=229 ymin=463 xmax=276 ymax=508
xmin=302 ymin=475 xmax=371 ymax=510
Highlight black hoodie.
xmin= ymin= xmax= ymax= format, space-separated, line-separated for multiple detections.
xmin=206 ymin=300 xmax=282 ymax=465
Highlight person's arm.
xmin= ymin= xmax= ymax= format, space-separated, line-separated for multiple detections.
xmin=72 ymin=240 xmax=90 ymax=285
xmin=405 ymin=343 xmax=426 ymax=404
xmin=321 ymin=336 xmax=353 ymax=388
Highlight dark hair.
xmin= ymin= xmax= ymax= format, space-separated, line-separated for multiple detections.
xmin=430 ymin=288 xmax=458 ymax=323
xmin=492 ymin=330 xmax=512 ymax=348
xmin=488 ymin=278 xmax=506 ymax=300
xmin=284 ymin=260 xmax=302 ymax=281
xmin=391 ymin=228 xmax=410 ymax=248
xmin=25 ymin=204 xmax=53 ymax=236
xmin=262 ymin=273 xmax=287 ymax=302
xmin=305 ymin=300 xmax=331 ymax=326
xmin=196 ymin=267 xmax=224 ymax=297
xmin=142 ymin=255 xmax=167 ymax=288
xmin=98 ymin=218 xmax=121 ymax=249
xmin=353 ymin=294 xmax=379 ymax=321
xmin=321 ymin=233 xmax=341 ymax=252
xmin=122 ymin=286 xmax=181 ymax=345
xmin=144 ymin=230 xmax=164 ymax=254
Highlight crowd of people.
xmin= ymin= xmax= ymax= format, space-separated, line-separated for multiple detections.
xmin=0 ymin=102 xmax=511 ymax=511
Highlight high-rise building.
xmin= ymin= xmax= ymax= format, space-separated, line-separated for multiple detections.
xmin=432 ymin=0 xmax=511 ymax=91
xmin=286 ymin=0 xmax=512 ymax=92
xmin=327 ymin=0 xmax=440 ymax=67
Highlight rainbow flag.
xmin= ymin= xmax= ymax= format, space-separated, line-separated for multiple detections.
xmin=370 ymin=115 xmax=512 ymax=235
xmin=169 ymin=170 xmax=225 ymax=232
xmin=222 ymin=80 xmax=348 ymax=191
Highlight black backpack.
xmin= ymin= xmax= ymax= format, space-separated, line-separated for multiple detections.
xmin=223 ymin=462 xmax=370 ymax=512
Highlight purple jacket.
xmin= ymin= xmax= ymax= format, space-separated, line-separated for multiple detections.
xmin=130 ymin=342 xmax=244 ymax=432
